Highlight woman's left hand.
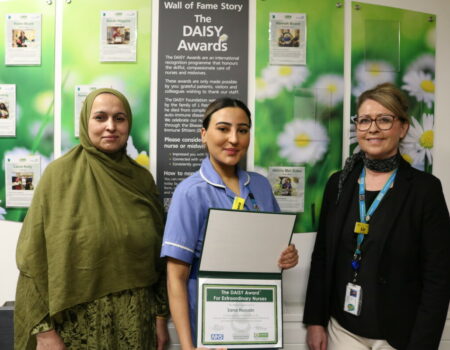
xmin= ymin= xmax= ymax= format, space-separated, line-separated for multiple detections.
xmin=278 ymin=244 xmax=299 ymax=269
xmin=156 ymin=317 xmax=170 ymax=350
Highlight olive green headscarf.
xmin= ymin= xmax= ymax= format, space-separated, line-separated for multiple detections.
xmin=15 ymin=88 xmax=166 ymax=350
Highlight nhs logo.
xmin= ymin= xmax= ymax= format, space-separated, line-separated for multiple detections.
xmin=211 ymin=333 xmax=224 ymax=340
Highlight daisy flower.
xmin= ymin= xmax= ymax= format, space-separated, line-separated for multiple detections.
xmin=255 ymin=76 xmax=282 ymax=100
xmin=401 ymin=114 xmax=434 ymax=165
xmin=402 ymin=71 xmax=435 ymax=108
xmin=352 ymin=60 xmax=396 ymax=97
xmin=261 ymin=65 xmax=309 ymax=91
xmin=312 ymin=74 xmax=345 ymax=107
xmin=126 ymin=135 xmax=150 ymax=168
xmin=277 ymin=119 xmax=329 ymax=164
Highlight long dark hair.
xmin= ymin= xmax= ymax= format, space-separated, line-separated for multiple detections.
xmin=202 ymin=97 xmax=251 ymax=129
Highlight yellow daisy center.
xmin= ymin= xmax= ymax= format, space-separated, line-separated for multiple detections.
xmin=294 ymin=133 xmax=311 ymax=148
xmin=420 ymin=80 xmax=435 ymax=93
xmin=135 ymin=153 xmax=150 ymax=168
xmin=256 ymin=78 xmax=267 ymax=90
xmin=326 ymin=83 xmax=338 ymax=94
xmin=401 ymin=153 xmax=413 ymax=164
xmin=278 ymin=66 xmax=293 ymax=77
xmin=368 ymin=64 xmax=381 ymax=77
xmin=419 ymin=130 xmax=434 ymax=149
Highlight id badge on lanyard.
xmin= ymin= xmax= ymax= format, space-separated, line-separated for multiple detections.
xmin=231 ymin=196 xmax=245 ymax=210
xmin=344 ymin=283 xmax=362 ymax=315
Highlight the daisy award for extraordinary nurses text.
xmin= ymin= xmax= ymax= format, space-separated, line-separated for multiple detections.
xmin=156 ymin=0 xmax=248 ymax=207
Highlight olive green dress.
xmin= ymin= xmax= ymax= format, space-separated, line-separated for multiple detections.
xmin=15 ymin=88 xmax=168 ymax=350
xmin=31 ymin=287 xmax=167 ymax=349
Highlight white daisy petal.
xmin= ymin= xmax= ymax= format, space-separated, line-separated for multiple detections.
xmin=423 ymin=113 xmax=434 ymax=131
xmin=425 ymin=149 xmax=433 ymax=164
xmin=126 ymin=135 xmax=139 ymax=159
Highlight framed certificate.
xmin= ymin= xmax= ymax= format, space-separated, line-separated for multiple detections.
xmin=196 ymin=209 xmax=296 ymax=348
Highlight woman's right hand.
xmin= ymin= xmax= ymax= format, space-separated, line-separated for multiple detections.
xmin=306 ymin=325 xmax=327 ymax=350
xmin=36 ymin=330 xmax=66 ymax=350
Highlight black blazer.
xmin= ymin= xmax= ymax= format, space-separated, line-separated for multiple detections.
xmin=303 ymin=158 xmax=450 ymax=350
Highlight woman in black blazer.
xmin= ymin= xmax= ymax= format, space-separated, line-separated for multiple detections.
xmin=304 ymin=83 xmax=450 ymax=350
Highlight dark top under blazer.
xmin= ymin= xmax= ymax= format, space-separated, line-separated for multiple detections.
xmin=303 ymin=158 xmax=450 ymax=350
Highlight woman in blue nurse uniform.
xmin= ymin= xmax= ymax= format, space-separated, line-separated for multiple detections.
xmin=161 ymin=97 xmax=299 ymax=350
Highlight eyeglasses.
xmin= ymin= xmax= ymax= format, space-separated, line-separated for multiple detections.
xmin=352 ymin=114 xmax=401 ymax=131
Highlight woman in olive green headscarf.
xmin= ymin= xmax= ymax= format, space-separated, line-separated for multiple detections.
xmin=15 ymin=88 xmax=169 ymax=350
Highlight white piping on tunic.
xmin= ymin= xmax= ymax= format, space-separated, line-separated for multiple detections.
xmin=243 ymin=172 xmax=250 ymax=186
xmin=199 ymin=168 xmax=251 ymax=188
xmin=200 ymin=168 xmax=226 ymax=188
xmin=163 ymin=241 xmax=195 ymax=253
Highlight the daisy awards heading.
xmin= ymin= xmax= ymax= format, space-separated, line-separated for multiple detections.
xmin=163 ymin=1 xmax=244 ymax=52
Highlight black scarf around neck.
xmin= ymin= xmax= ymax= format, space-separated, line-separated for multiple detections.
xmin=336 ymin=151 xmax=401 ymax=202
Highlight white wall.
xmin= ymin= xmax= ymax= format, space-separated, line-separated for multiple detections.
xmin=0 ymin=0 xmax=449 ymax=347
xmin=0 ymin=220 xmax=21 ymax=305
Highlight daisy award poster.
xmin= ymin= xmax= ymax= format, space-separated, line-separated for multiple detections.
xmin=351 ymin=2 xmax=435 ymax=173
xmin=255 ymin=0 xmax=344 ymax=234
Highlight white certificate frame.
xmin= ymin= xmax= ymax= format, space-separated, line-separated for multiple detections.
xmin=196 ymin=209 xmax=296 ymax=348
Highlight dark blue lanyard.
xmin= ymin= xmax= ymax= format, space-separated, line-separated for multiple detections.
xmin=351 ymin=168 xmax=397 ymax=281
xmin=248 ymin=193 xmax=260 ymax=211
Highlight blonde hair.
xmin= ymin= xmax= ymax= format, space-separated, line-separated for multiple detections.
xmin=357 ymin=83 xmax=410 ymax=124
